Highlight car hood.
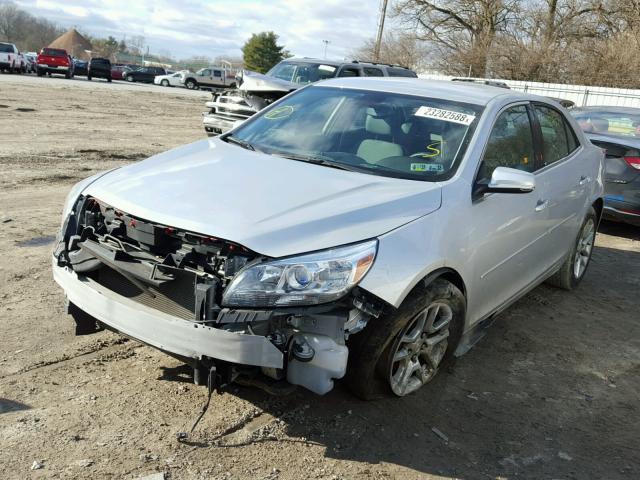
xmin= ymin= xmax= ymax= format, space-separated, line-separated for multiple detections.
xmin=238 ymin=70 xmax=298 ymax=93
xmin=82 ymin=139 xmax=442 ymax=258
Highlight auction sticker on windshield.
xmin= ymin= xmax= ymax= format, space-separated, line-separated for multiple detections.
xmin=415 ymin=106 xmax=476 ymax=126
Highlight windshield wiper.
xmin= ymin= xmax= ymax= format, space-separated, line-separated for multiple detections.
xmin=273 ymin=152 xmax=355 ymax=172
xmin=223 ymin=134 xmax=255 ymax=151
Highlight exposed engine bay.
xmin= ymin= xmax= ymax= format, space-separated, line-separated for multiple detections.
xmin=55 ymin=196 xmax=381 ymax=394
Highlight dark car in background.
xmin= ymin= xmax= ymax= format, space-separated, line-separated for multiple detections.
xmin=88 ymin=57 xmax=112 ymax=82
xmin=124 ymin=66 xmax=166 ymax=83
xmin=571 ymin=106 xmax=640 ymax=226
xmin=73 ymin=59 xmax=88 ymax=76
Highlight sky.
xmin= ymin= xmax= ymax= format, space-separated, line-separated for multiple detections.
xmin=14 ymin=0 xmax=387 ymax=60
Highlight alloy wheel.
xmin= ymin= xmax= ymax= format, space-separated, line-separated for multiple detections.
xmin=574 ymin=218 xmax=595 ymax=279
xmin=389 ymin=302 xmax=453 ymax=396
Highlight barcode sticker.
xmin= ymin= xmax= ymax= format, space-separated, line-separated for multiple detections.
xmin=414 ymin=106 xmax=476 ymax=126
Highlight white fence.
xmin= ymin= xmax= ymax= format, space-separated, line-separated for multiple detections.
xmin=418 ymin=73 xmax=640 ymax=108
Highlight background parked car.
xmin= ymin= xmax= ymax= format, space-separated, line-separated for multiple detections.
xmin=182 ymin=67 xmax=236 ymax=90
xmin=87 ymin=57 xmax=112 ymax=82
xmin=154 ymin=71 xmax=186 ymax=87
xmin=73 ymin=59 xmax=88 ymax=76
xmin=23 ymin=52 xmax=37 ymax=73
xmin=110 ymin=65 xmax=131 ymax=80
xmin=124 ymin=66 xmax=166 ymax=83
xmin=0 ymin=42 xmax=23 ymax=73
xmin=571 ymin=106 xmax=640 ymax=226
xmin=37 ymin=48 xmax=74 ymax=78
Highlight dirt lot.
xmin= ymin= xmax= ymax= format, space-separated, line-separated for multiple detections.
xmin=0 ymin=74 xmax=639 ymax=480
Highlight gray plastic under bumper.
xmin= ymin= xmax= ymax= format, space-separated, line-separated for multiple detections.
xmin=52 ymin=262 xmax=283 ymax=368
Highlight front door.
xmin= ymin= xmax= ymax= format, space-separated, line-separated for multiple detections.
xmin=468 ymin=103 xmax=550 ymax=321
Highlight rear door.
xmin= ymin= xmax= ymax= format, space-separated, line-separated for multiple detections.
xmin=212 ymin=69 xmax=224 ymax=87
xmin=530 ymin=103 xmax=587 ymax=267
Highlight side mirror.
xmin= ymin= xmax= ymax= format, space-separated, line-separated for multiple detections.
xmin=476 ymin=166 xmax=535 ymax=195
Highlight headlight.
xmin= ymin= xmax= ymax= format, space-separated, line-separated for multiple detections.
xmin=222 ymin=240 xmax=377 ymax=307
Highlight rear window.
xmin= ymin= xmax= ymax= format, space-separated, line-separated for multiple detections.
xmin=91 ymin=58 xmax=110 ymax=65
xmin=387 ymin=67 xmax=417 ymax=78
xmin=41 ymin=48 xmax=66 ymax=57
xmin=0 ymin=43 xmax=14 ymax=53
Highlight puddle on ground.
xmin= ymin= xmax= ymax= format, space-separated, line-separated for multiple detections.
xmin=16 ymin=235 xmax=56 ymax=247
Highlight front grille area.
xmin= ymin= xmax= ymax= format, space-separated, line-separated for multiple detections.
xmin=91 ymin=266 xmax=197 ymax=320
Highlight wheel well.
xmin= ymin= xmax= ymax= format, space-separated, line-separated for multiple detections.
xmin=410 ymin=268 xmax=467 ymax=303
xmin=592 ymin=198 xmax=604 ymax=223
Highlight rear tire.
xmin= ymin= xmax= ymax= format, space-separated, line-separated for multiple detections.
xmin=126 ymin=75 xmax=133 ymax=82
xmin=346 ymin=278 xmax=465 ymax=400
xmin=185 ymin=79 xmax=198 ymax=90
xmin=87 ymin=75 xmax=92 ymax=81
xmin=161 ymin=79 xmax=169 ymax=87
xmin=107 ymin=76 xmax=112 ymax=83
xmin=546 ymin=207 xmax=597 ymax=290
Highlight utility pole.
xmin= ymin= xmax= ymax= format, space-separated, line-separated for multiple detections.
xmin=373 ymin=0 xmax=388 ymax=62
xmin=322 ymin=40 xmax=330 ymax=59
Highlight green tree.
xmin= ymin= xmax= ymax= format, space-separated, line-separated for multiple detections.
xmin=241 ymin=31 xmax=289 ymax=73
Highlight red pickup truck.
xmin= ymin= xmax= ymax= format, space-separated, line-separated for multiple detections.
xmin=37 ymin=48 xmax=74 ymax=78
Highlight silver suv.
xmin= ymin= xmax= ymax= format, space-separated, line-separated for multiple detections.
xmin=203 ymin=58 xmax=417 ymax=136
xmin=54 ymin=78 xmax=603 ymax=399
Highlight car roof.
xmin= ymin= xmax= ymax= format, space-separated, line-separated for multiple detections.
xmin=571 ymin=106 xmax=640 ymax=115
xmin=282 ymin=57 xmax=413 ymax=70
xmin=315 ymin=77 xmax=537 ymax=106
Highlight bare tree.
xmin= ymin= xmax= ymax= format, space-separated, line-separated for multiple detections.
xmin=351 ymin=31 xmax=430 ymax=70
xmin=395 ymin=0 xmax=519 ymax=76
xmin=0 ymin=2 xmax=28 ymax=43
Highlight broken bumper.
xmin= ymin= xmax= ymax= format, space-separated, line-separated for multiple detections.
xmin=52 ymin=261 xmax=284 ymax=368
xmin=202 ymin=114 xmax=236 ymax=135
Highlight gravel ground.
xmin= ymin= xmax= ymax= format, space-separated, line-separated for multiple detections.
xmin=0 ymin=73 xmax=639 ymax=480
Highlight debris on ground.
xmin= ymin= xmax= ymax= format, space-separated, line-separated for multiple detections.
xmin=431 ymin=427 xmax=449 ymax=443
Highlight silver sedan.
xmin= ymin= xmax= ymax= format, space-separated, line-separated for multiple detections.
xmin=54 ymin=78 xmax=604 ymax=399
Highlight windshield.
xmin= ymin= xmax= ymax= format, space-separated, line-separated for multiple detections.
xmin=266 ymin=62 xmax=338 ymax=85
xmin=0 ymin=43 xmax=13 ymax=53
xmin=42 ymin=48 xmax=66 ymax=57
xmin=571 ymin=110 xmax=640 ymax=138
xmin=229 ymin=86 xmax=482 ymax=181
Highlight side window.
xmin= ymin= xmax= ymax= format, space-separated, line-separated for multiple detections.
xmin=213 ymin=70 xmax=222 ymax=77
xmin=363 ymin=67 xmax=384 ymax=77
xmin=338 ymin=67 xmax=360 ymax=77
xmin=201 ymin=69 xmax=211 ymax=76
xmin=480 ymin=105 xmax=535 ymax=180
xmin=534 ymin=105 xmax=577 ymax=167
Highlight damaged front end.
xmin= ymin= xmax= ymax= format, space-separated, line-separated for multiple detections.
xmin=53 ymin=196 xmax=382 ymax=394
xmin=202 ymin=70 xmax=297 ymax=136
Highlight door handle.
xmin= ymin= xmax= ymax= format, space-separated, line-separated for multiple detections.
xmin=579 ymin=175 xmax=591 ymax=186
xmin=535 ymin=199 xmax=549 ymax=212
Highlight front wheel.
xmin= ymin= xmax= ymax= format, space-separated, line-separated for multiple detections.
xmin=546 ymin=207 xmax=597 ymax=290
xmin=126 ymin=75 xmax=133 ymax=82
xmin=87 ymin=75 xmax=92 ymax=81
xmin=346 ymin=278 xmax=465 ymax=399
